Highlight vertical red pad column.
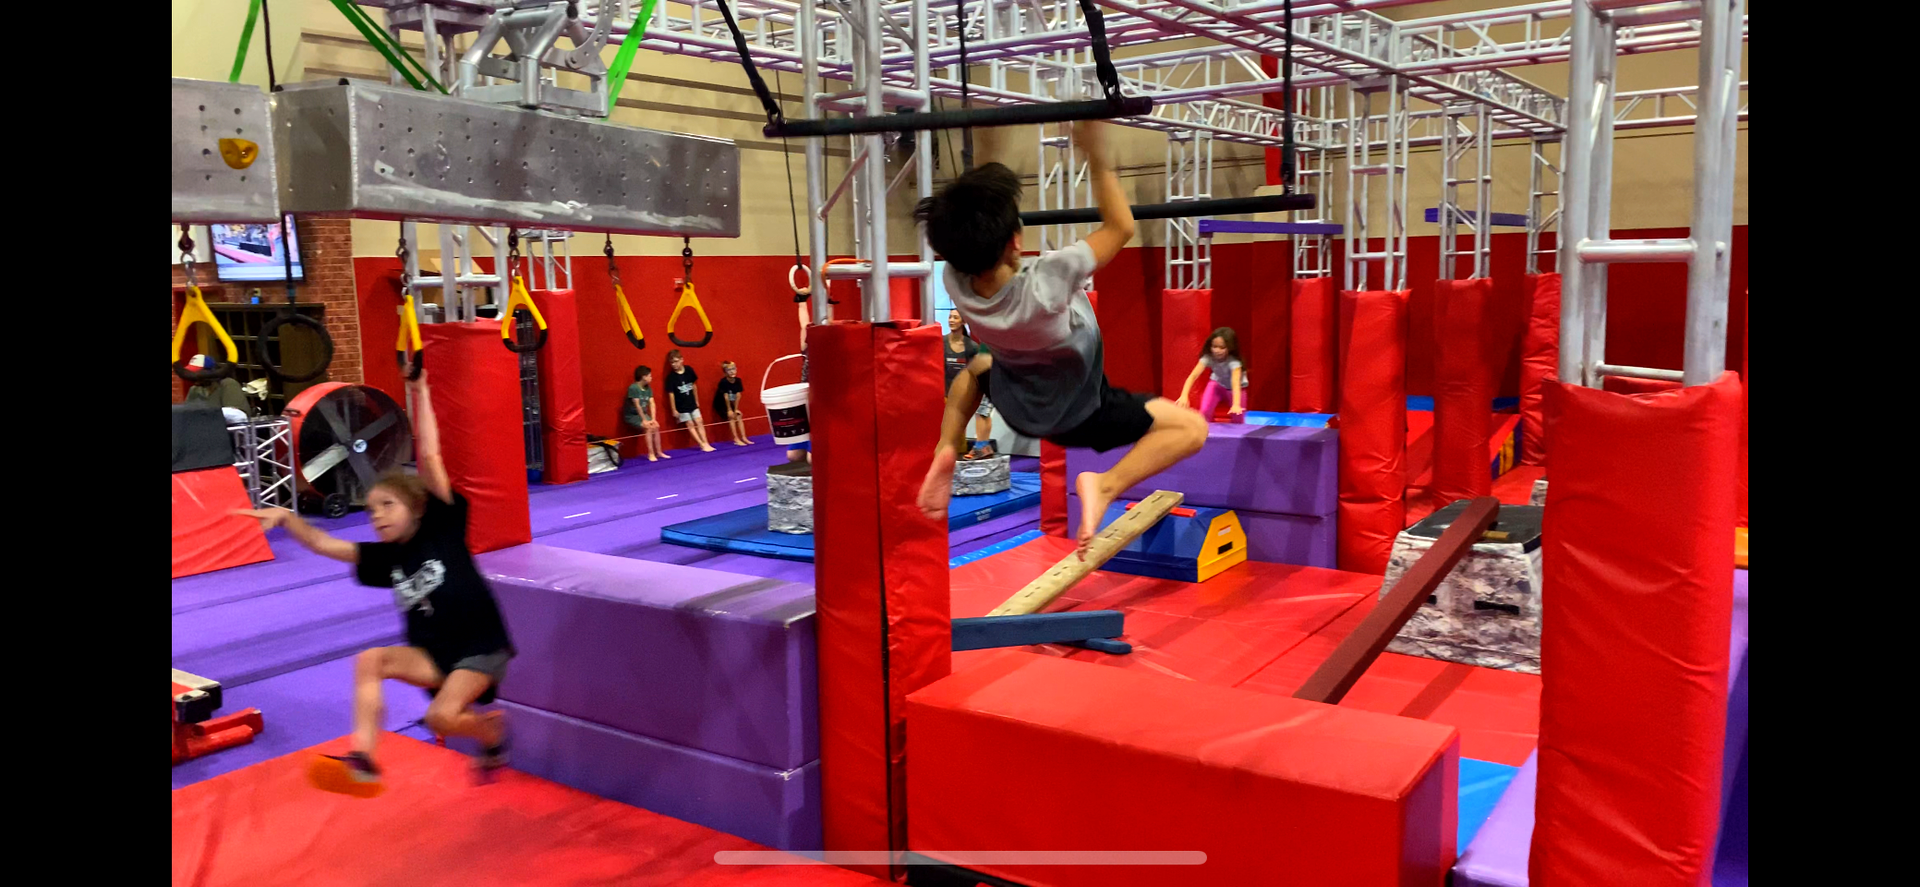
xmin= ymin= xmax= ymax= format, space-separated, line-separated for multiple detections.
xmin=1517 ymin=273 xmax=1561 ymax=467
xmin=1041 ymin=291 xmax=1097 ymax=537
xmin=532 ymin=289 xmax=589 ymax=485
xmin=1532 ymin=374 xmax=1741 ymax=887
xmin=1158 ymin=288 xmax=1212 ymax=402
xmin=419 ymin=322 xmax=532 ymax=555
xmin=1335 ymin=289 xmax=1408 ymax=574
xmin=1738 ymin=292 xmax=1748 ymax=528
xmin=1290 ymin=277 xmax=1337 ymax=412
xmin=1432 ymin=278 xmax=1496 ymax=504
xmin=811 ymin=321 xmax=951 ymax=880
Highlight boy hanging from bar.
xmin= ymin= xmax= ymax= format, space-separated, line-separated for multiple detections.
xmin=916 ymin=121 xmax=1208 ymax=557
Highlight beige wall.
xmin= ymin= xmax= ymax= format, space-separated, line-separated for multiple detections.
xmin=173 ymin=0 xmax=1745 ymax=259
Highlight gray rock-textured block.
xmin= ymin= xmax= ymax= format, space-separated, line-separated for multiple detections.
xmin=767 ymin=463 xmax=813 ymax=534
xmin=1381 ymin=504 xmax=1544 ymax=674
xmin=953 ymin=455 xmax=1011 ymax=496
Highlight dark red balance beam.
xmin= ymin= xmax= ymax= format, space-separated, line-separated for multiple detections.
xmin=1294 ymin=496 xmax=1501 ymax=705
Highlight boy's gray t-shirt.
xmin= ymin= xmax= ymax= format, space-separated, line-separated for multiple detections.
xmin=1204 ymin=355 xmax=1247 ymax=388
xmin=944 ymin=241 xmax=1102 ymax=437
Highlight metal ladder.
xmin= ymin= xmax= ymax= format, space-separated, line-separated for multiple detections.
xmin=1560 ymin=0 xmax=1745 ymax=388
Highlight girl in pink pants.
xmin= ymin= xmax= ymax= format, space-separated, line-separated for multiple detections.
xmin=1176 ymin=327 xmax=1248 ymax=423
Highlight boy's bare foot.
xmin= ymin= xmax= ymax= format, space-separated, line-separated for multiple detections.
xmin=1073 ymin=471 xmax=1116 ymax=560
xmin=660 ymin=453 xmax=672 ymax=459
xmin=700 ymin=445 xmax=716 ymax=453
xmin=918 ymin=447 xmax=959 ymax=520
xmin=647 ymin=454 xmax=658 ymax=462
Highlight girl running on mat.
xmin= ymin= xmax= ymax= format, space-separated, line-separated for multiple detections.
xmin=236 ymin=369 xmax=514 ymax=795
xmin=916 ymin=121 xmax=1208 ymax=554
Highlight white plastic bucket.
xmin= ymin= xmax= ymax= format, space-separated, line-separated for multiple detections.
xmin=761 ymin=354 xmax=810 ymax=445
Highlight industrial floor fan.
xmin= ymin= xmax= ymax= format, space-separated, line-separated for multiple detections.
xmin=284 ymin=382 xmax=413 ymax=518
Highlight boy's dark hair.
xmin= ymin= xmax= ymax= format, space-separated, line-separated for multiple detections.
xmin=1205 ymin=327 xmax=1241 ymax=361
xmin=634 ymin=365 xmax=652 ymax=382
xmin=914 ymin=162 xmax=1023 ymax=276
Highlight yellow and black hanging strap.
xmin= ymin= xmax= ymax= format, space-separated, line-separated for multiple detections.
xmin=667 ymin=237 xmax=713 ymax=348
xmin=501 ymin=229 xmax=549 ymax=354
xmin=173 ymin=228 xmax=239 ymax=383
xmin=608 ymin=234 xmax=644 ymax=349
xmin=394 ymin=237 xmax=425 ymax=381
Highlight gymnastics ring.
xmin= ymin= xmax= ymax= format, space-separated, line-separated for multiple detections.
xmin=501 ymin=276 xmax=550 ymax=354
xmin=667 ymin=280 xmax=714 ymax=348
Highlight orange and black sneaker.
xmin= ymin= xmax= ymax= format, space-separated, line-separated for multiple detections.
xmin=307 ymin=751 xmax=384 ymax=798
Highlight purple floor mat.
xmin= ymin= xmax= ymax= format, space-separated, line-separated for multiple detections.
xmin=172 ymin=576 xmax=404 ymax=687
xmin=171 ymin=653 xmax=430 ymax=790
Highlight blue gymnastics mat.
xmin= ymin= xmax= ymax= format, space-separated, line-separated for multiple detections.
xmin=661 ymin=472 xmax=1042 ymax=562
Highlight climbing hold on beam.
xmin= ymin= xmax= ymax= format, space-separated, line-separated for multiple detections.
xmin=988 ymin=490 xmax=1185 ymax=617
xmin=1020 ymin=194 xmax=1315 ymax=227
xmin=1293 ymin=497 xmax=1501 ymax=706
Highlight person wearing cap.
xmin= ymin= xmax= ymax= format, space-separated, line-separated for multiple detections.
xmin=182 ymin=354 xmax=255 ymax=422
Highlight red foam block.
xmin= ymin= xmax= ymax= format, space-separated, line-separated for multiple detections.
xmin=909 ymin=652 xmax=1459 ymax=887
xmin=1335 ymin=289 xmax=1409 ymax=573
xmin=171 ymin=467 xmax=275 ymax=579
xmin=1531 ymin=375 xmax=1741 ymax=887
xmin=811 ymin=321 xmax=950 ymax=880
xmin=1290 ymin=277 xmax=1337 ymax=412
xmin=1432 ymin=277 xmax=1496 ymax=503
xmin=532 ymin=289 xmax=589 ymax=485
xmin=1158 ymin=288 xmax=1213 ymax=400
xmin=419 ymin=322 xmax=532 ymax=555
xmin=1517 ymin=273 xmax=1560 ymax=466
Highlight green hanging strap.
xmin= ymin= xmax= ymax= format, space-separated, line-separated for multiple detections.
xmin=323 ymin=0 xmax=446 ymax=94
xmin=229 ymin=0 xmax=264 ymax=82
xmin=605 ymin=0 xmax=661 ymax=113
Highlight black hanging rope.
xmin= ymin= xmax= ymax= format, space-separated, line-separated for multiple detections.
xmin=257 ymin=0 xmax=334 ymax=383
xmin=714 ymin=0 xmax=785 ymax=129
xmin=1281 ymin=0 xmax=1296 ymax=192
xmin=958 ymin=6 xmax=973 ymax=171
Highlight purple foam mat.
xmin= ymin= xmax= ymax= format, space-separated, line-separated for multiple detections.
xmin=1453 ymin=569 xmax=1751 ymax=887
xmin=479 ymin=544 xmax=818 ymax=770
xmin=171 ymin=653 xmax=430 ymax=790
xmin=1066 ymin=494 xmax=1333 ymax=568
xmin=1066 ymin=423 xmax=1337 ymax=518
xmin=491 ymin=700 xmax=822 ymax=852
xmin=172 ymin=576 xmax=404 ymax=687
xmin=170 ymin=524 xmax=380 ymax=614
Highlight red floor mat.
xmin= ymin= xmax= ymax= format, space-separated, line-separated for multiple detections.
xmin=949 ymin=535 xmax=1380 ymax=687
xmin=951 ymin=535 xmax=1542 ymax=767
xmin=171 ymin=735 xmax=889 ymax=887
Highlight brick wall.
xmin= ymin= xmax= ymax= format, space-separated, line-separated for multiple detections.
xmin=169 ymin=218 xmax=362 ymax=405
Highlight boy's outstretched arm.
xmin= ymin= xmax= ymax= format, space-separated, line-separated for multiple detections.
xmin=409 ymin=371 xmax=454 ymax=504
xmin=1074 ymin=121 xmax=1135 ymax=271
xmin=235 ymin=508 xmax=358 ymax=563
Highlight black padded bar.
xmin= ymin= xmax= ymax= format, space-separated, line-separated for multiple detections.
xmin=1019 ymin=193 xmax=1316 ymax=227
xmin=764 ymin=96 xmax=1154 ymax=139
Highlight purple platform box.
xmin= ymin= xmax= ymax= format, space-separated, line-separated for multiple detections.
xmin=478 ymin=544 xmax=818 ymax=771
xmin=497 ymin=700 xmax=822 ymax=852
xmin=1067 ymin=494 xmax=1336 ymax=568
xmin=1065 ymin=423 xmax=1338 ymax=518
xmin=1453 ymin=570 xmax=1750 ymax=887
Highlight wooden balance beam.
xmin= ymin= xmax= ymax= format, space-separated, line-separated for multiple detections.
xmin=1293 ymin=496 xmax=1502 ymax=706
xmin=987 ymin=490 xmax=1186 ymax=617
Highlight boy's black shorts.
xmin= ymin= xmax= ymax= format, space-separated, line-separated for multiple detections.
xmin=978 ymin=371 xmax=1156 ymax=454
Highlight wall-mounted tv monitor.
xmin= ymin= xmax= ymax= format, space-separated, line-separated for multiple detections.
xmin=212 ymin=215 xmax=305 ymax=283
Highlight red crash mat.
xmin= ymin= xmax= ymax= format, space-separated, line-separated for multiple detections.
xmin=172 ymin=467 xmax=274 ymax=579
xmin=171 ymin=735 xmax=891 ymax=887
